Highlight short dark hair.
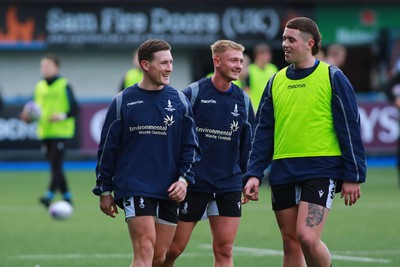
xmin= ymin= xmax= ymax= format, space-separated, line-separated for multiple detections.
xmin=43 ymin=54 xmax=60 ymax=67
xmin=286 ymin=17 xmax=321 ymax=56
xmin=137 ymin=39 xmax=171 ymax=65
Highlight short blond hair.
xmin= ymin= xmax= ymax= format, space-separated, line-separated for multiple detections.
xmin=210 ymin=40 xmax=245 ymax=58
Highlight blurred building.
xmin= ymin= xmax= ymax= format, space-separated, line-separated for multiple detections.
xmin=0 ymin=0 xmax=399 ymax=158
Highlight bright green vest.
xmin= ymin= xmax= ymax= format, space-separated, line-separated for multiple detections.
xmin=272 ymin=62 xmax=341 ymax=160
xmin=248 ymin=63 xmax=278 ymax=111
xmin=34 ymin=78 xmax=75 ymax=139
xmin=124 ymin=68 xmax=143 ymax=88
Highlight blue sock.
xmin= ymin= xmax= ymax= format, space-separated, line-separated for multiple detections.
xmin=63 ymin=192 xmax=72 ymax=201
xmin=45 ymin=191 xmax=54 ymax=200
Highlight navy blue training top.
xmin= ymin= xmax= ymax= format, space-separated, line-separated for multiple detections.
xmin=183 ymin=78 xmax=255 ymax=193
xmin=93 ymin=84 xmax=201 ymax=201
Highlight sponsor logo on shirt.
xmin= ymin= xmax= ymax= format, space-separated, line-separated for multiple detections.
xmin=197 ymin=127 xmax=233 ymax=141
xmin=200 ymin=99 xmax=217 ymax=104
xmin=129 ymin=124 xmax=169 ymax=136
xmin=165 ymin=100 xmax=175 ymax=111
xmin=163 ymin=115 xmax=175 ymax=126
xmin=287 ymin=84 xmax=306 ymax=89
xmin=127 ymin=100 xmax=144 ymax=106
xmin=230 ymin=121 xmax=239 ymax=132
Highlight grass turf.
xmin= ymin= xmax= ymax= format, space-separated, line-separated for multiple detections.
xmin=1 ymin=167 xmax=399 ymax=267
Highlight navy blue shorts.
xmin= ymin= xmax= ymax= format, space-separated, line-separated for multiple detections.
xmin=122 ymin=196 xmax=178 ymax=225
xmin=178 ymin=191 xmax=242 ymax=222
xmin=271 ymin=178 xmax=337 ymax=211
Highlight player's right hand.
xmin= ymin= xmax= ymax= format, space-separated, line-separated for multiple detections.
xmin=99 ymin=194 xmax=118 ymax=218
xmin=242 ymin=177 xmax=260 ymax=204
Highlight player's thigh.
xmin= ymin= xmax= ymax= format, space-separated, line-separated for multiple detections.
xmin=209 ymin=216 xmax=240 ymax=245
xmin=154 ymin=222 xmax=178 ymax=258
xmin=296 ymin=201 xmax=329 ymax=241
xmin=127 ymin=216 xmax=157 ymax=248
xmin=170 ymin=221 xmax=198 ymax=250
xmin=274 ymin=206 xmax=299 ymax=239
xmin=296 ymin=178 xmax=334 ymax=239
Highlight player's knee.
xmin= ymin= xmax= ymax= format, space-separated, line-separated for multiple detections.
xmin=213 ymin=243 xmax=233 ymax=259
xmin=281 ymin=234 xmax=301 ymax=255
xmin=153 ymin=254 xmax=167 ymax=266
xmin=167 ymin=243 xmax=185 ymax=260
xmin=297 ymin=232 xmax=318 ymax=252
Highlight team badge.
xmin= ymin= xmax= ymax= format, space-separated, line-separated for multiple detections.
xmin=231 ymin=103 xmax=239 ymax=117
xmin=165 ymin=100 xmax=175 ymax=112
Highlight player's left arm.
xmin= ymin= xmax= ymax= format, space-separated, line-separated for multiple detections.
xmin=239 ymin=97 xmax=255 ymax=173
xmin=177 ymin=92 xmax=201 ymax=185
xmin=331 ymin=69 xmax=367 ymax=185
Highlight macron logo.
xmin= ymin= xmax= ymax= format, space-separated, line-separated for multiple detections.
xmin=318 ymin=190 xmax=324 ymax=198
xmin=287 ymin=84 xmax=306 ymax=89
xmin=201 ymin=99 xmax=217 ymax=104
xmin=127 ymin=101 xmax=144 ymax=106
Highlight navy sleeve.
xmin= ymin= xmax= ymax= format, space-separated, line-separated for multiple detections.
xmin=331 ymin=67 xmax=366 ymax=183
xmin=182 ymin=86 xmax=192 ymax=100
xmin=177 ymin=92 xmax=201 ymax=184
xmin=66 ymin=84 xmax=79 ymax=118
xmin=93 ymin=97 xmax=122 ymax=195
xmin=244 ymin=78 xmax=275 ymax=183
xmin=239 ymin=96 xmax=255 ymax=173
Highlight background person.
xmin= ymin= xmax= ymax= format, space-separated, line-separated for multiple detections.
xmin=93 ymin=39 xmax=201 ymax=267
xmin=247 ymin=43 xmax=278 ymax=112
xmin=21 ymin=54 xmax=78 ymax=208
xmin=162 ymin=40 xmax=254 ymax=267
xmin=325 ymin=43 xmax=347 ymax=68
xmin=118 ymin=49 xmax=143 ymax=92
xmin=243 ymin=17 xmax=366 ymax=267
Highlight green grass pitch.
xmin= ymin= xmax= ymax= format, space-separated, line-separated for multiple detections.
xmin=1 ymin=167 xmax=399 ymax=267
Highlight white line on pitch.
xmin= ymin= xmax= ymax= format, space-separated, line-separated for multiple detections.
xmin=15 ymin=252 xmax=212 ymax=260
xmin=14 ymin=246 xmax=393 ymax=264
xmin=200 ymin=244 xmax=392 ymax=264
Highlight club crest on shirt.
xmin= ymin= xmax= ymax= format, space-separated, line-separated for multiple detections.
xmin=165 ymin=100 xmax=175 ymax=112
xmin=231 ymin=104 xmax=239 ymax=117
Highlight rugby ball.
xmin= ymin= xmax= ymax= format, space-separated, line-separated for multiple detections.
xmin=48 ymin=200 xmax=73 ymax=219
xmin=23 ymin=101 xmax=41 ymax=122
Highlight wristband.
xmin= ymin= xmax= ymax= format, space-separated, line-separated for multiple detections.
xmin=178 ymin=177 xmax=189 ymax=187
xmin=101 ymin=191 xmax=111 ymax=196
xmin=60 ymin=113 xmax=67 ymax=120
